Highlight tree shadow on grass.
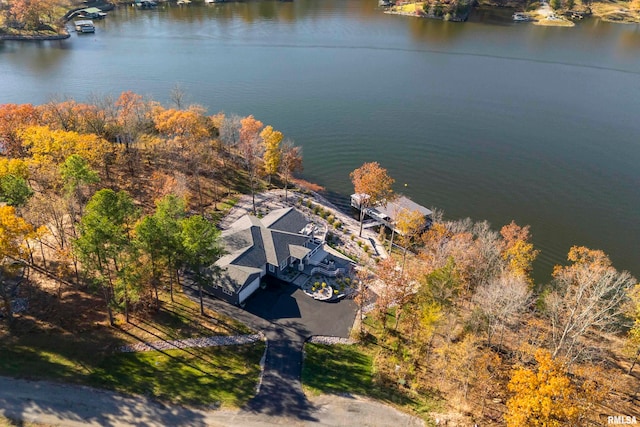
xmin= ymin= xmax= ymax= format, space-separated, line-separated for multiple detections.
xmin=0 ymin=375 xmax=210 ymax=427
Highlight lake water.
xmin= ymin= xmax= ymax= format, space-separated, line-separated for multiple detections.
xmin=1 ymin=0 xmax=639 ymax=281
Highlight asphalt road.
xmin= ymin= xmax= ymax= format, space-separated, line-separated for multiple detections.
xmin=0 ymin=375 xmax=424 ymax=427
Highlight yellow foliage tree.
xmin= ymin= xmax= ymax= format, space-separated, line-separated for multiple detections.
xmin=20 ymin=126 xmax=110 ymax=170
xmin=0 ymin=158 xmax=29 ymax=180
xmin=260 ymin=125 xmax=283 ymax=183
xmin=500 ymin=221 xmax=539 ymax=285
xmin=505 ymin=349 xmax=580 ymax=427
xmin=0 ymin=205 xmax=34 ymax=325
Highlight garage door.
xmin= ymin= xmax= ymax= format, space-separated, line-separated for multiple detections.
xmin=238 ymin=277 xmax=260 ymax=304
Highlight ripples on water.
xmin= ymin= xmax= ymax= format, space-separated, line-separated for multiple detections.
xmin=1 ymin=0 xmax=639 ymax=280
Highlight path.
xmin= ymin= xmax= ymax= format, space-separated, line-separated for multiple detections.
xmin=117 ymin=333 xmax=263 ymax=353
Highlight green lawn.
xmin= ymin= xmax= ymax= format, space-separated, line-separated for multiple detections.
xmin=0 ymin=339 xmax=264 ymax=408
xmin=302 ymin=343 xmax=374 ymax=396
xmin=302 ymin=343 xmax=441 ymax=422
xmin=0 ymin=286 xmax=261 ymax=407
xmin=89 ymin=343 xmax=265 ymax=407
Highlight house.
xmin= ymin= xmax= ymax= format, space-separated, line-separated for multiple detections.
xmin=205 ymin=207 xmax=325 ymax=305
xmin=350 ymin=193 xmax=433 ymax=234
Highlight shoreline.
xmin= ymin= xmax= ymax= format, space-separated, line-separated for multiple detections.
xmin=0 ymin=32 xmax=70 ymax=41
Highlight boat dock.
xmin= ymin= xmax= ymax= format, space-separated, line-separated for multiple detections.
xmin=350 ymin=193 xmax=433 ymax=234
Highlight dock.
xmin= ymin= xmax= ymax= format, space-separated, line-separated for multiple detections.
xmin=350 ymin=193 xmax=433 ymax=235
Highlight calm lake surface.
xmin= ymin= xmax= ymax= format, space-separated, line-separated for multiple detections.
xmin=1 ymin=1 xmax=639 ymax=280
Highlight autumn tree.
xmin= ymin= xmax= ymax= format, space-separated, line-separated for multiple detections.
xmin=260 ymin=125 xmax=283 ymax=184
xmin=0 ymin=205 xmax=34 ymax=326
xmin=394 ymin=208 xmax=426 ymax=271
xmin=6 ymin=0 xmax=56 ymax=30
xmin=0 ymin=103 xmax=40 ymax=156
xmin=434 ymin=333 xmax=480 ymax=400
xmin=545 ymin=246 xmax=636 ymax=363
xmin=473 ymin=272 xmax=531 ymax=348
xmin=238 ymin=115 xmax=264 ymax=214
xmin=219 ymin=113 xmax=242 ymax=161
xmin=505 ymin=349 xmax=580 ymax=427
xmin=39 ymin=98 xmax=83 ymax=132
xmin=113 ymin=91 xmax=154 ymax=149
xmin=350 ymin=162 xmax=395 ymax=237
xmin=279 ymin=139 xmax=303 ymax=203
xmin=21 ymin=126 xmax=110 ymax=172
xmin=500 ymin=221 xmax=539 ymax=285
xmin=375 ymin=257 xmax=414 ymax=330
xmin=624 ymin=284 xmax=640 ymax=373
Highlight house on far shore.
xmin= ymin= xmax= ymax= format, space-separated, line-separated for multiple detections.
xmin=350 ymin=193 xmax=433 ymax=234
xmin=205 ymin=207 xmax=326 ymax=305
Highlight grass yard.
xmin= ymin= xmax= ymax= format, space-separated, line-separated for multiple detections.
xmin=89 ymin=343 xmax=265 ymax=407
xmin=0 ymin=282 xmax=262 ymax=407
xmin=302 ymin=343 xmax=440 ymax=420
xmin=302 ymin=343 xmax=373 ymax=396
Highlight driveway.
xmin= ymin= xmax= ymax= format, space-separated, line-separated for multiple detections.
xmin=243 ymin=279 xmax=358 ymax=339
xmin=184 ymin=282 xmax=358 ymax=420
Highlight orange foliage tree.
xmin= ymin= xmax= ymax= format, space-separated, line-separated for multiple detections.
xmin=0 ymin=103 xmax=40 ymax=157
xmin=505 ymin=349 xmax=580 ymax=427
xmin=350 ymin=161 xmax=395 ymax=237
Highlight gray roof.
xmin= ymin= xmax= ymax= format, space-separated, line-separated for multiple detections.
xmin=261 ymin=207 xmax=311 ymax=234
xmin=375 ymin=195 xmax=433 ymax=221
xmin=212 ymin=207 xmax=314 ymax=293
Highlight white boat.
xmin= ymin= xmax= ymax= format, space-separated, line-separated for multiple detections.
xmin=513 ymin=12 xmax=532 ymax=21
xmin=74 ymin=20 xmax=95 ymax=33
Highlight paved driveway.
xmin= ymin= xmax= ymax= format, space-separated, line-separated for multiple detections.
xmin=243 ymin=279 xmax=358 ymax=339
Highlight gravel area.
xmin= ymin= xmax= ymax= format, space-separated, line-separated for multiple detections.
xmin=307 ymin=336 xmax=356 ymax=345
xmin=118 ymin=333 xmax=264 ymax=353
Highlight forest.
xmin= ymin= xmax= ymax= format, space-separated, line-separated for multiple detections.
xmin=338 ymin=161 xmax=640 ymax=425
xmin=0 ymin=93 xmax=638 ymax=426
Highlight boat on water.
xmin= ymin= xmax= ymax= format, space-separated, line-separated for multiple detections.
xmin=512 ymin=12 xmax=533 ymax=21
xmin=74 ymin=20 xmax=95 ymax=33
xmin=177 ymin=0 xmax=192 ymax=4
xmin=134 ymin=0 xmax=157 ymax=8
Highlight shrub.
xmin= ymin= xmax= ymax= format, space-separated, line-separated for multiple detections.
xmin=334 ymin=221 xmax=342 ymax=230
xmin=327 ymin=214 xmax=335 ymax=224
